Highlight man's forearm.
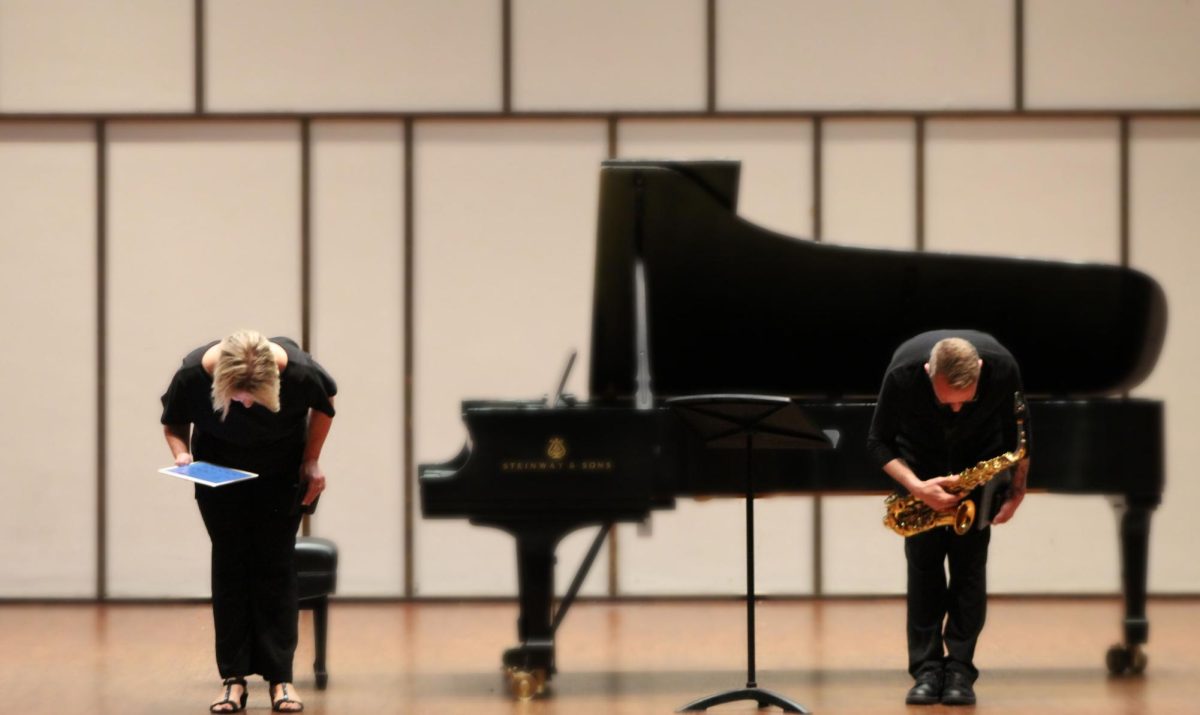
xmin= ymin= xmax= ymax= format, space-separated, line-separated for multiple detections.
xmin=1012 ymin=457 xmax=1030 ymax=492
xmin=882 ymin=458 xmax=922 ymax=494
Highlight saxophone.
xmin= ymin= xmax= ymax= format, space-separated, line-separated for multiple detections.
xmin=883 ymin=393 xmax=1027 ymax=537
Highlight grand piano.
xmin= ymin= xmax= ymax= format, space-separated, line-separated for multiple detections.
xmin=420 ymin=160 xmax=1167 ymax=698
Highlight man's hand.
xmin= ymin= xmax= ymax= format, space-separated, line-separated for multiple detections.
xmin=991 ymin=488 xmax=1025 ymax=525
xmin=175 ymin=452 xmax=193 ymax=466
xmin=300 ymin=460 xmax=326 ymax=506
xmin=915 ymin=476 xmax=963 ymax=513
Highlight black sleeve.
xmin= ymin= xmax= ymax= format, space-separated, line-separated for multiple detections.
xmin=305 ymin=357 xmax=338 ymax=418
xmin=866 ymin=370 xmax=902 ymax=470
xmin=160 ymin=368 xmax=195 ymax=425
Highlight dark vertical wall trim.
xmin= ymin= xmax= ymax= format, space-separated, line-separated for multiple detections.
xmin=1014 ymin=0 xmax=1024 ymax=111
xmin=812 ymin=118 xmax=823 ymax=242
xmin=502 ymin=0 xmax=513 ymax=113
xmin=299 ymin=118 xmax=313 ymax=537
xmin=1119 ymin=116 xmax=1131 ymax=403
xmin=811 ymin=501 xmax=823 ymax=596
xmin=300 ymin=119 xmax=313 ymax=350
xmin=706 ymin=0 xmax=717 ymax=112
xmin=1119 ymin=116 xmax=1130 ymax=268
xmin=811 ymin=117 xmax=823 ymax=596
xmin=194 ymin=0 xmax=205 ymax=113
xmin=915 ymin=117 xmax=926 ymax=252
xmin=403 ymin=117 xmax=416 ymax=598
xmin=96 ymin=120 xmax=108 ymax=600
xmin=606 ymin=115 xmax=620 ymax=598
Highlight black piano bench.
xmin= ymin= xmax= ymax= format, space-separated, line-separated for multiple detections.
xmin=295 ymin=536 xmax=338 ymax=690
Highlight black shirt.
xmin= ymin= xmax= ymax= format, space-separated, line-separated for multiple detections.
xmin=160 ymin=337 xmax=337 ymax=479
xmin=866 ymin=330 xmax=1029 ymax=489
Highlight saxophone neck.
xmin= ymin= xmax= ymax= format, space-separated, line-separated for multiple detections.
xmin=1013 ymin=391 xmax=1028 ymax=454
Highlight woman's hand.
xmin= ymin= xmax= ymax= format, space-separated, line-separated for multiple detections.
xmin=175 ymin=452 xmax=193 ymax=466
xmin=300 ymin=460 xmax=326 ymax=505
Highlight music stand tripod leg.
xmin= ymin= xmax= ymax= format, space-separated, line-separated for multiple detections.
xmin=678 ymin=686 xmax=811 ymax=713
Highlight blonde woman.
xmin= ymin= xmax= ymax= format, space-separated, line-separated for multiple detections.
xmin=162 ymin=330 xmax=336 ymax=713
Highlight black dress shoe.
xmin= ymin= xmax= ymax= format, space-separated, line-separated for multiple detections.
xmin=905 ymin=672 xmax=943 ymax=705
xmin=940 ymin=672 xmax=976 ymax=706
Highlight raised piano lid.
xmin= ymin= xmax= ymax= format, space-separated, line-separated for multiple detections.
xmin=589 ymin=160 xmax=1167 ymax=401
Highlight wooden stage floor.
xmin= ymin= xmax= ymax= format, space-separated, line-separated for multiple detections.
xmin=2 ymin=598 xmax=1197 ymax=714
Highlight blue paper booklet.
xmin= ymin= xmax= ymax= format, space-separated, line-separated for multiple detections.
xmin=159 ymin=461 xmax=258 ymax=487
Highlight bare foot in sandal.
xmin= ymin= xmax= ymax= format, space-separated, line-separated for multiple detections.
xmin=270 ymin=682 xmax=304 ymax=712
xmin=210 ymin=677 xmax=247 ymax=713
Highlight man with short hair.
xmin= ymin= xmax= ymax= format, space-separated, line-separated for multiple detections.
xmin=867 ymin=329 xmax=1031 ymax=706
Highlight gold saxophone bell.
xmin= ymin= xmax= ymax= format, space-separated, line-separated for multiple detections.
xmin=883 ymin=393 xmax=1027 ymax=538
xmin=953 ymin=500 xmax=976 ymax=534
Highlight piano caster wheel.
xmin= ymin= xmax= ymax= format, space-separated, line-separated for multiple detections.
xmin=1130 ymin=648 xmax=1149 ymax=675
xmin=506 ymin=668 xmax=548 ymax=700
xmin=1106 ymin=644 xmax=1148 ymax=675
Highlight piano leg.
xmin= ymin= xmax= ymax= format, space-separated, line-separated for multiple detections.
xmin=501 ymin=526 xmax=561 ymax=699
xmin=1106 ymin=495 xmax=1157 ymax=675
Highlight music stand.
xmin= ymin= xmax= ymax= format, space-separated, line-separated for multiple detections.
xmin=668 ymin=395 xmax=832 ymax=714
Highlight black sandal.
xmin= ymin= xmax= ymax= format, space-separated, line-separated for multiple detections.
xmin=270 ymin=682 xmax=304 ymax=712
xmin=210 ymin=677 xmax=247 ymax=713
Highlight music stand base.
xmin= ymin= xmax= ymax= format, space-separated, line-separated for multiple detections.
xmin=677 ymin=686 xmax=810 ymax=713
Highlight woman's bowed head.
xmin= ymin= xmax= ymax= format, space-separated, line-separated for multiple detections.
xmin=210 ymin=329 xmax=285 ymax=419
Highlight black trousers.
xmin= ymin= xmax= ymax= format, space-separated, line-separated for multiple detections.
xmin=198 ymin=480 xmax=302 ymax=682
xmin=905 ymin=525 xmax=991 ymax=682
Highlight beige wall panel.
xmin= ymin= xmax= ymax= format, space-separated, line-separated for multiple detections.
xmin=620 ymin=119 xmax=814 ymax=237
xmin=718 ymin=0 xmax=1012 ymax=110
xmin=926 ymin=119 xmax=1120 ymax=262
xmin=618 ymin=497 xmax=814 ymax=596
xmin=617 ymin=119 xmax=814 ymax=594
xmin=927 ymin=118 xmax=1121 ymax=592
xmin=413 ymin=121 xmax=608 ymax=596
xmin=513 ymin=0 xmax=705 ymax=111
xmin=0 ymin=124 xmax=96 ymax=596
xmin=309 ymin=121 xmax=405 ymax=596
xmin=207 ymin=0 xmax=501 ymax=112
xmin=822 ymin=119 xmax=917 ymax=250
xmin=1027 ymin=0 xmax=1200 ymax=109
xmin=107 ymin=123 xmax=301 ymax=597
xmin=821 ymin=496 xmax=904 ymax=596
xmin=1130 ymin=119 xmax=1200 ymax=593
xmin=819 ymin=121 xmax=914 ymax=594
xmin=0 ymin=0 xmax=192 ymax=112
xmin=987 ymin=494 xmax=1119 ymax=594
